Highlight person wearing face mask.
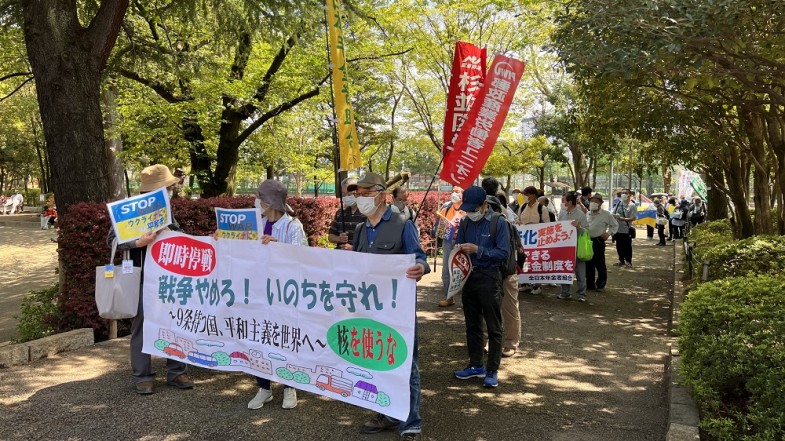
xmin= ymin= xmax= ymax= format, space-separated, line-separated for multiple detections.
xmin=107 ymin=164 xmax=194 ymax=395
xmin=508 ymin=188 xmax=523 ymax=214
xmin=433 ymin=186 xmax=465 ymax=307
xmin=611 ymin=189 xmax=637 ymax=268
xmin=245 ymin=179 xmax=307 ymax=411
xmin=328 ymin=177 xmax=367 ymax=250
xmin=557 ymin=192 xmax=589 ymax=302
xmin=517 ymin=186 xmax=549 ymax=295
xmin=348 ymin=173 xmax=430 ymax=441
xmin=453 ymin=186 xmax=509 ymax=388
xmin=586 ymin=193 xmax=619 ymax=292
xmin=392 ymin=187 xmax=414 ymax=221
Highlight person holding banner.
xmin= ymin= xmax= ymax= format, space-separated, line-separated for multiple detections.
xmin=106 ymin=164 xmax=193 ymax=395
xmin=246 ymin=179 xmax=307 ymax=410
xmin=517 ymin=186 xmax=549 ymax=295
xmin=453 ymin=186 xmax=509 ymax=388
xmin=586 ymin=194 xmax=619 ymax=292
xmin=349 ymin=172 xmax=430 ymax=441
xmin=433 ymin=186 xmax=465 ymax=307
xmin=328 ymin=177 xmax=366 ymax=250
xmin=557 ymin=192 xmax=589 ymax=302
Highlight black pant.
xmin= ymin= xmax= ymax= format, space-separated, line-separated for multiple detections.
xmin=586 ymin=237 xmax=607 ymax=290
xmin=657 ymin=224 xmax=666 ymax=244
xmin=461 ymin=268 xmax=503 ymax=371
xmin=614 ymin=232 xmax=633 ymax=264
xmin=646 ymin=225 xmax=654 ymax=239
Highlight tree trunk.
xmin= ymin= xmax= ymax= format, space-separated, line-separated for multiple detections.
xmin=705 ymin=171 xmax=729 ymax=221
xmin=23 ymin=0 xmax=128 ymax=212
xmin=724 ymin=147 xmax=755 ymax=238
xmin=102 ymin=83 xmax=126 ymax=200
xmin=662 ymin=165 xmax=672 ymax=195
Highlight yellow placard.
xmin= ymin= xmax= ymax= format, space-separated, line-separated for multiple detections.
xmin=326 ymin=0 xmax=362 ymax=170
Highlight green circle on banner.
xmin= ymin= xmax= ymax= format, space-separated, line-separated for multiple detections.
xmin=327 ymin=318 xmax=408 ymax=371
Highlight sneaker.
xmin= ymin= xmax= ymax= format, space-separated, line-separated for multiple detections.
xmin=454 ymin=365 xmax=486 ymax=379
xmin=595 ymin=287 xmax=605 ymax=292
xmin=578 ymin=296 xmax=586 ymax=302
xmin=282 ymin=387 xmax=297 ymax=409
xmin=530 ymin=286 xmax=542 ymax=295
xmin=135 ymin=381 xmax=154 ymax=395
xmin=400 ymin=433 xmax=421 ymax=441
xmin=624 ymin=263 xmax=633 ymax=268
xmin=360 ymin=413 xmax=398 ymax=434
xmin=248 ymin=388 xmax=273 ymax=409
xmin=483 ymin=370 xmax=499 ymax=388
xmin=438 ymin=298 xmax=455 ymax=307
xmin=166 ymin=374 xmax=194 ymax=389
xmin=557 ymin=294 xmax=571 ymax=300
xmin=501 ymin=347 xmax=516 ymax=357
xmin=612 ymin=262 xmax=624 ymax=266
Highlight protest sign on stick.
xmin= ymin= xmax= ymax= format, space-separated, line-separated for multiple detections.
xmin=107 ymin=187 xmax=172 ymax=243
xmin=215 ymin=208 xmax=261 ymax=241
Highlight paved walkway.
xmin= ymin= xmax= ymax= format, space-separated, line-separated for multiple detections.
xmin=0 ymin=234 xmax=672 ymax=441
xmin=0 ymin=226 xmax=59 ymax=343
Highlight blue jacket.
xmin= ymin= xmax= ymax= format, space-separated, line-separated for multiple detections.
xmin=456 ymin=212 xmax=509 ymax=269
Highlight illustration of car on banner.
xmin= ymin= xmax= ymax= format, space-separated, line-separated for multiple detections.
xmin=316 ymin=374 xmax=353 ymax=397
xmin=164 ymin=343 xmax=186 ymax=359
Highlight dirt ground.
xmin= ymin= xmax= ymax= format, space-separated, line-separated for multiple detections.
xmin=0 ymin=226 xmax=59 ymax=344
xmin=0 ymin=229 xmax=673 ymax=441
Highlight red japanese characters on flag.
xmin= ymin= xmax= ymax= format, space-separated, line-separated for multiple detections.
xmin=443 ymin=42 xmax=487 ymax=152
xmin=440 ymin=54 xmax=526 ymax=189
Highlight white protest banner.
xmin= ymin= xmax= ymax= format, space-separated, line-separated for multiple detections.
xmin=517 ymin=221 xmax=577 ymax=285
xmin=142 ymin=231 xmax=416 ymax=420
xmin=446 ymin=247 xmax=472 ymax=299
xmin=215 ymin=208 xmax=261 ymax=240
xmin=107 ymin=187 xmax=172 ymax=243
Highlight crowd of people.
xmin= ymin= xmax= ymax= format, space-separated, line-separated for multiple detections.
xmin=102 ymin=166 xmax=707 ymax=441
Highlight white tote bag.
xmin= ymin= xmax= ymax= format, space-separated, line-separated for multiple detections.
xmin=95 ymin=239 xmax=141 ymax=319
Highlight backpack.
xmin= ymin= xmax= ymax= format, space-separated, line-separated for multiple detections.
xmin=459 ymin=212 xmax=520 ymax=278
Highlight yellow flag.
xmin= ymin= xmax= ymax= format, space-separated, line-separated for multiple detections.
xmin=326 ymin=0 xmax=362 ymax=170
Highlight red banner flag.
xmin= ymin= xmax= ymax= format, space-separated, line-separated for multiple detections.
xmin=443 ymin=42 xmax=487 ymax=152
xmin=439 ymin=55 xmax=526 ymax=189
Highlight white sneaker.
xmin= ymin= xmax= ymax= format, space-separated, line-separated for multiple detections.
xmin=531 ymin=286 xmax=542 ymax=295
xmin=282 ymin=387 xmax=298 ymax=409
xmin=248 ymin=388 xmax=273 ymax=409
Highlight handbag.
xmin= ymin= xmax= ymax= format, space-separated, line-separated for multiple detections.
xmin=95 ymin=239 xmax=141 ymax=319
xmin=656 ymin=216 xmax=668 ymax=226
xmin=576 ymin=230 xmax=594 ymax=261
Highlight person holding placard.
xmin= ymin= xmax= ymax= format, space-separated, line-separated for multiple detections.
xmin=246 ymin=179 xmax=307 ymax=410
xmin=107 ymin=164 xmax=193 ymax=395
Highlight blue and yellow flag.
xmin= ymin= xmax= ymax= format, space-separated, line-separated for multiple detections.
xmin=326 ymin=0 xmax=362 ymax=170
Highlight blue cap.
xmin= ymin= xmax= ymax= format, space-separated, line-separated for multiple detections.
xmin=461 ymin=186 xmax=487 ymax=212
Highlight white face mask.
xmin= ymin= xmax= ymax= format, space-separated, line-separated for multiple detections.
xmin=621 ymin=194 xmax=629 ymax=202
xmin=356 ymin=196 xmax=380 ymax=216
xmin=256 ymin=198 xmax=271 ymax=218
xmin=450 ymin=192 xmax=461 ymax=203
xmin=590 ymin=202 xmax=600 ymax=211
xmin=343 ymin=195 xmax=357 ymax=207
xmin=466 ymin=210 xmax=485 ymax=222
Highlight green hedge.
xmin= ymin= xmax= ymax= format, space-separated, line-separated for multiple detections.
xmin=698 ymin=235 xmax=785 ymax=283
xmin=679 ymin=275 xmax=785 ymax=440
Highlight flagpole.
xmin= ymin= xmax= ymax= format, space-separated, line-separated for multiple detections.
xmin=324 ymin=3 xmax=346 ymax=232
xmin=412 ymin=154 xmax=445 ymax=223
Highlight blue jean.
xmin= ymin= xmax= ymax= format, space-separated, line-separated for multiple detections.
xmin=382 ymin=323 xmax=421 ymax=434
